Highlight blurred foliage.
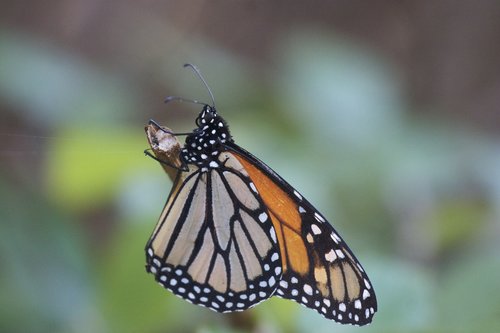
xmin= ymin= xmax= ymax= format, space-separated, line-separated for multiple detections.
xmin=1 ymin=3 xmax=500 ymax=332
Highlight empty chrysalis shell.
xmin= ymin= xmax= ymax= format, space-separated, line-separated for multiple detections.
xmin=145 ymin=123 xmax=183 ymax=181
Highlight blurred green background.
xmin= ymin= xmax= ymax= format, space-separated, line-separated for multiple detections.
xmin=1 ymin=1 xmax=500 ymax=332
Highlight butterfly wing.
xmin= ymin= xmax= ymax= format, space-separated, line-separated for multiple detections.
xmin=224 ymin=142 xmax=377 ymax=325
xmin=145 ymin=162 xmax=283 ymax=312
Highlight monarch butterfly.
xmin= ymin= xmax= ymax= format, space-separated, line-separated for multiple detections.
xmin=145 ymin=64 xmax=377 ymax=325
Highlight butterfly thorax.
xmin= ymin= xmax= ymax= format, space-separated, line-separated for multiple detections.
xmin=181 ymin=105 xmax=232 ymax=168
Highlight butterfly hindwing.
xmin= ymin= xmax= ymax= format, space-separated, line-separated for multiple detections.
xmin=146 ymin=161 xmax=282 ymax=312
xmin=225 ymin=142 xmax=377 ymax=325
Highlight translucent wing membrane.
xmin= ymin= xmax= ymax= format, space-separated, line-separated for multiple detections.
xmin=146 ymin=154 xmax=282 ymax=312
xmin=226 ymin=143 xmax=377 ymax=325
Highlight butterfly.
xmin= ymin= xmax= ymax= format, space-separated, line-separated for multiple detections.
xmin=144 ymin=64 xmax=377 ymax=325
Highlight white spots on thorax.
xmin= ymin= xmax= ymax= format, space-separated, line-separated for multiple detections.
xmin=201 ymin=154 xmax=207 ymax=159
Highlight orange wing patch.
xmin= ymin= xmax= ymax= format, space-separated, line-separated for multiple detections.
xmin=233 ymin=153 xmax=310 ymax=276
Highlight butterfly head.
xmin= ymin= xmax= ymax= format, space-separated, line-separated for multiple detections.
xmin=182 ymin=105 xmax=232 ymax=168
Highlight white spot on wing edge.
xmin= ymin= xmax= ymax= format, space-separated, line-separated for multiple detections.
xmin=314 ymin=212 xmax=325 ymax=222
xmin=270 ymin=227 xmax=277 ymax=243
xmin=259 ymin=212 xmax=268 ymax=222
xmin=293 ymin=190 xmax=302 ymax=200
xmin=311 ymin=224 xmax=321 ymax=235
xmin=303 ymin=284 xmax=313 ymax=295
xmin=325 ymin=249 xmax=336 ymax=262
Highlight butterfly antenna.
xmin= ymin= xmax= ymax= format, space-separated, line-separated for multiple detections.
xmin=184 ymin=63 xmax=216 ymax=108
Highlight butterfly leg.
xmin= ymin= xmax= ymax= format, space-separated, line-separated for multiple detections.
xmin=144 ymin=149 xmax=189 ymax=172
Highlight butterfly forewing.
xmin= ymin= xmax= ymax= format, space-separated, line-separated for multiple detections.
xmin=226 ymin=143 xmax=377 ymax=325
